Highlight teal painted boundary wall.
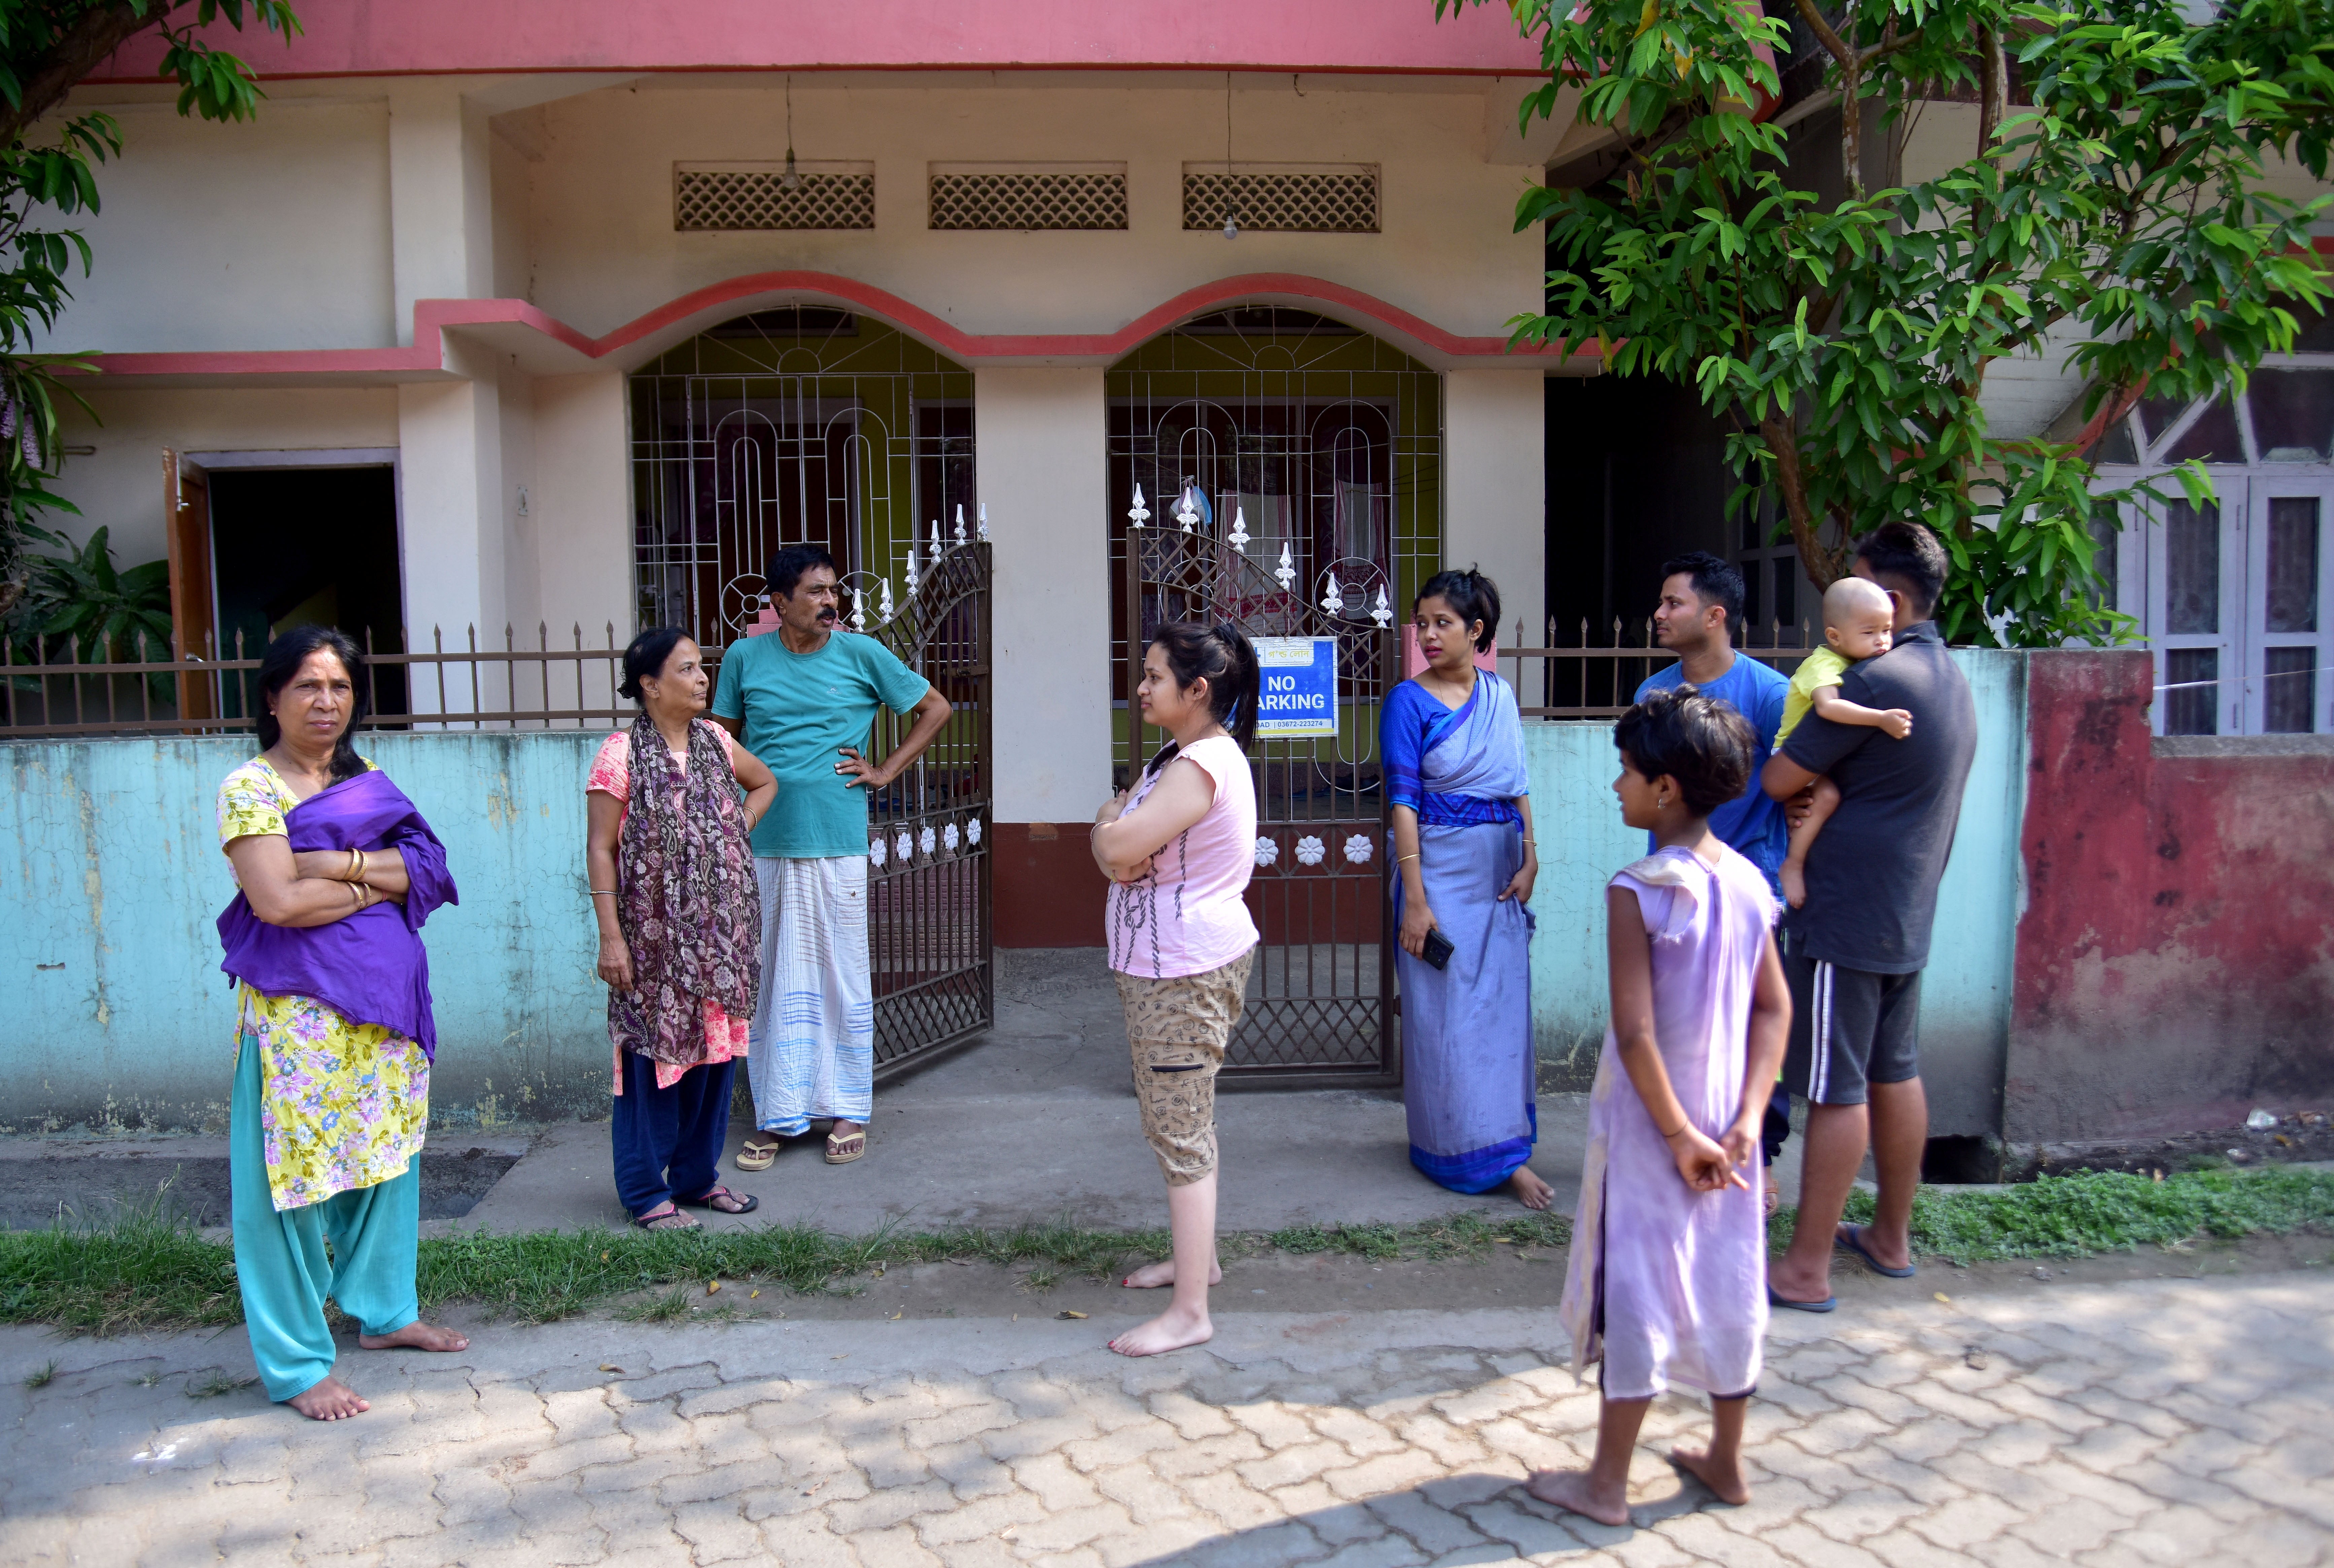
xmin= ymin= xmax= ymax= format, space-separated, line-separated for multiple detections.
xmin=1 ymin=652 xmax=2030 ymax=1134
xmin=0 ymin=733 xmax=606 ymax=1133
xmin=1521 ymin=650 xmax=2028 ymax=1138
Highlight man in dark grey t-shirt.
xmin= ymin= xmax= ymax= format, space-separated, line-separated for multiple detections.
xmin=1760 ymin=522 xmax=1977 ymax=1310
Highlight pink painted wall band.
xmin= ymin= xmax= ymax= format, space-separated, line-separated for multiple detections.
xmin=71 ymin=272 xmax=1603 ymax=384
xmin=87 ymin=0 xmax=1546 ymax=81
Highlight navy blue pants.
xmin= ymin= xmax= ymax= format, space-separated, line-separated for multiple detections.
xmin=611 ymin=1054 xmax=735 ymax=1218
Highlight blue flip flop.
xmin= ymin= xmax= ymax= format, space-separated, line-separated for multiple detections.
xmin=1835 ymin=1223 xmax=1916 ymax=1279
xmin=1767 ymin=1284 xmax=1836 ymax=1314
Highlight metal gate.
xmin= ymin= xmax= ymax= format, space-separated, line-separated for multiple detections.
xmin=630 ymin=307 xmax=991 ymax=1078
xmin=1107 ymin=309 xmax=1442 ymax=1085
xmin=862 ymin=532 xmax=994 ymax=1078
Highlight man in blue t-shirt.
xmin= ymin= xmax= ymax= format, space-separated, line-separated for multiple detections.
xmin=712 ymin=545 xmax=952 ymax=1173
xmin=1632 ymin=552 xmax=1790 ymax=892
xmin=1632 ymin=552 xmax=1793 ymax=1210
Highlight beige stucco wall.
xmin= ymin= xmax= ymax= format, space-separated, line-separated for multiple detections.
xmin=33 ymin=96 xmax=394 ymax=355
xmin=519 ymin=73 xmax=1543 ymax=344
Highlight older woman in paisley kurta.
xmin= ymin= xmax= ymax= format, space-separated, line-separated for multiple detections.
xmin=216 ymin=626 xmax=467 ymax=1423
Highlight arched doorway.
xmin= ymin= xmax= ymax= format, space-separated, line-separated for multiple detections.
xmin=631 ymin=307 xmax=993 ymax=1077
xmin=630 ymin=306 xmax=976 ymax=651
xmin=1106 ymin=307 xmax=1443 ymax=1084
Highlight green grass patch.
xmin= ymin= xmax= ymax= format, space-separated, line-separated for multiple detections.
xmin=6 ymin=1169 xmax=2327 ymax=1335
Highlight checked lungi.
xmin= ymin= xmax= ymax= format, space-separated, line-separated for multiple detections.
xmin=747 ymin=855 xmax=875 ymax=1135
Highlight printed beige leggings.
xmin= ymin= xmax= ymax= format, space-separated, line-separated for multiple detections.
xmin=1112 ymin=948 xmax=1257 ymax=1186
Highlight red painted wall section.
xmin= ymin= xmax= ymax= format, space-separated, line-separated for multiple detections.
xmin=93 ymin=1 xmax=1544 ymax=80
xmin=2006 ymin=650 xmax=2334 ymax=1144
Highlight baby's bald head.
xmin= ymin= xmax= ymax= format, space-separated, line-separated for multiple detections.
xmin=1821 ymin=576 xmax=1898 ymax=662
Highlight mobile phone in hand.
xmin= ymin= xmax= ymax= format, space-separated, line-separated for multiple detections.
xmin=1420 ymin=928 xmax=1454 ymax=971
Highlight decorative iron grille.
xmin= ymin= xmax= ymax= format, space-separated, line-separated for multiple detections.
xmin=629 ymin=311 xmax=975 ymax=653
xmin=1108 ymin=309 xmax=1440 ymax=1085
xmin=675 ymin=164 xmax=876 ymax=231
xmin=1182 ymin=165 xmax=1379 ymax=233
xmin=928 ymin=166 xmax=1128 ymax=231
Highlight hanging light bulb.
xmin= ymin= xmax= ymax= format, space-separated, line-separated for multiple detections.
xmin=1221 ymin=72 xmax=1238 ymax=240
xmin=782 ymin=74 xmax=802 ymax=190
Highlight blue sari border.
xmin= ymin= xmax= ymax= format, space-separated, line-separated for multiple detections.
xmin=1409 ymin=1103 xmax=1539 ymax=1195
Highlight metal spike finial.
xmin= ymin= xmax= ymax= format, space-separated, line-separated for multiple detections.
xmin=1319 ymin=571 xmax=1344 ymax=617
xmin=1128 ymin=484 xmax=1150 ymax=528
xmin=1174 ymin=486 xmax=1200 ymax=533
xmin=954 ymin=504 xmax=967 ymax=547
xmin=1371 ymin=585 xmax=1392 ymax=628
xmin=1275 ymin=542 xmax=1296 ymax=592
xmin=1227 ymin=505 xmax=1250 ymax=551
xmin=929 ymin=522 xmax=943 ymax=561
xmin=879 ymin=577 xmax=894 ymax=622
xmin=851 ymin=590 xmax=866 ymax=631
xmin=904 ymin=544 xmax=921 ymax=595
xmin=976 ymin=502 xmax=990 ymax=542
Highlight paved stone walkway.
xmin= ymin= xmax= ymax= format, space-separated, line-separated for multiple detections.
xmin=5 ymin=1270 xmax=2329 ymax=1566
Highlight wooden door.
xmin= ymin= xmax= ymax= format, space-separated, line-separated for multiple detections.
xmin=162 ymin=449 xmax=217 ymax=723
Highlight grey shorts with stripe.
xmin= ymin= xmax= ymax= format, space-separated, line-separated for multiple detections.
xmin=1780 ymin=934 xmax=1922 ymax=1107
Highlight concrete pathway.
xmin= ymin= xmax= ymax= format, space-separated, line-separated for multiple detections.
xmin=436 ymin=951 xmax=1787 ymax=1239
xmin=5 ymin=1268 xmax=2327 ymax=1565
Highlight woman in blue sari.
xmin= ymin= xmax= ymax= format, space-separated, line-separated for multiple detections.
xmin=1384 ymin=568 xmax=1552 ymax=1208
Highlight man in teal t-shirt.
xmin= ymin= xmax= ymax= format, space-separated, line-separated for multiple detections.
xmin=712 ymin=545 xmax=951 ymax=1170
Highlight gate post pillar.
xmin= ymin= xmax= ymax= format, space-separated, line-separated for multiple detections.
xmin=1444 ymin=367 xmax=1546 ymax=646
xmin=976 ymin=366 xmax=1113 ymax=946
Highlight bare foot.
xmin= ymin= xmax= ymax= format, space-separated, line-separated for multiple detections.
xmin=1761 ymin=1169 xmax=1780 ymax=1220
xmin=1122 ymin=1257 xmax=1223 ymax=1289
xmin=1670 ymin=1444 xmax=1750 ymax=1505
xmin=1512 ymin=1166 xmax=1555 ymax=1211
xmin=286 ymin=1375 xmax=370 ymax=1421
xmin=1780 ymin=861 xmax=1808 ymax=909
xmin=1108 ymin=1307 xmax=1213 ymax=1358
xmin=358 ymin=1321 xmax=470 ymax=1353
xmin=1524 ymin=1467 xmax=1629 ymax=1527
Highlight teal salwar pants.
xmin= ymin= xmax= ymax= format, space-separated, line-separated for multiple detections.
xmin=231 ymin=1035 xmax=422 ymax=1402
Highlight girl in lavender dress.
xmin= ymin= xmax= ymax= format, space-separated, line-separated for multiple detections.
xmin=1534 ymin=687 xmax=1792 ymax=1524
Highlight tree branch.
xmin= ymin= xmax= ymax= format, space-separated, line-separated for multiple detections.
xmin=1760 ymin=413 xmax=1847 ymax=591
xmin=0 ymin=3 xmax=183 ymax=150
xmin=1977 ymin=24 xmax=2007 ymax=159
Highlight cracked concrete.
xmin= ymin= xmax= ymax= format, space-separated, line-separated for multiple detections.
xmin=4 ymin=1269 xmax=2327 ymax=1565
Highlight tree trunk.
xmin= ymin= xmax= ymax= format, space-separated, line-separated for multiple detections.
xmin=1761 ymin=414 xmax=1848 ymax=591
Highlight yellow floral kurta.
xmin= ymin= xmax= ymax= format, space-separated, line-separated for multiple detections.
xmin=217 ymin=758 xmax=430 ymax=1212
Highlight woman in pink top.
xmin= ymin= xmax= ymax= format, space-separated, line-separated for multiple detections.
xmin=1092 ymin=619 xmax=1262 ymax=1357
xmin=586 ymin=628 xmax=777 ymax=1231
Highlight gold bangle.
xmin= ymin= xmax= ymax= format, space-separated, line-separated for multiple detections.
xmin=1397 ymin=852 xmax=1420 ymax=864
xmin=346 ymin=847 xmax=364 ymax=882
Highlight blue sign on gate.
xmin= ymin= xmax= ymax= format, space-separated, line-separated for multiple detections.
xmin=1251 ymin=637 xmax=1338 ymax=738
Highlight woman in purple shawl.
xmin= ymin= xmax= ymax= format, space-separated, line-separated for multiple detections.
xmin=215 ymin=626 xmax=467 ymax=1422
xmin=1383 ymin=570 xmax=1554 ymax=1209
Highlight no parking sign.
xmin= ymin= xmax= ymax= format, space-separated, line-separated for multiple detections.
xmin=1252 ymin=637 xmax=1338 ymax=738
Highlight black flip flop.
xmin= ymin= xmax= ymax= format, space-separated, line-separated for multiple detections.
xmin=1768 ymin=1284 xmax=1837 ymax=1314
xmin=676 ymin=1185 xmax=760 ymax=1215
xmin=672 ymin=1181 xmax=761 ymax=1222
xmin=1835 ymin=1223 xmax=1916 ymax=1278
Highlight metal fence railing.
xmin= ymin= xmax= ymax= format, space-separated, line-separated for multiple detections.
xmin=1 ymin=624 xmax=649 ymax=738
xmin=1497 ymin=618 xmax=1815 ymax=720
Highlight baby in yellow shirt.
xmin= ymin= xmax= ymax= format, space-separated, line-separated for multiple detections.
xmin=1777 ymin=576 xmax=1914 ymax=909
